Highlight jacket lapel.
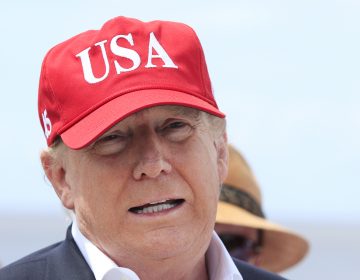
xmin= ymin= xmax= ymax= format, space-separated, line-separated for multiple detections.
xmin=44 ymin=225 xmax=96 ymax=280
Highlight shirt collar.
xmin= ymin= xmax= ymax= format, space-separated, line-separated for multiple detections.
xmin=71 ymin=219 xmax=140 ymax=280
xmin=72 ymin=220 xmax=242 ymax=280
xmin=206 ymin=231 xmax=243 ymax=280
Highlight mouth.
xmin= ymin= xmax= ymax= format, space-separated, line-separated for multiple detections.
xmin=129 ymin=199 xmax=185 ymax=214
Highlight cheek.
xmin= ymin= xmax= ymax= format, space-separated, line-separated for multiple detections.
xmin=65 ymin=158 xmax=106 ymax=208
xmin=176 ymin=143 xmax=220 ymax=212
xmin=69 ymin=165 xmax=123 ymax=232
xmin=176 ymin=153 xmax=218 ymax=190
xmin=71 ymin=160 xmax=130 ymax=213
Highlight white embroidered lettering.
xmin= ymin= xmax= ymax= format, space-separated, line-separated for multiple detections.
xmin=145 ymin=32 xmax=178 ymax=69
xmin=42 ymin=109 xmax=52 ymax=139
xmin=110 ymin=34 xmax=141 ymax=74
xmin=76 ymin=32 xmax=178 ymax=84
xmin=76 ymin=40 xmax=110 ymax=84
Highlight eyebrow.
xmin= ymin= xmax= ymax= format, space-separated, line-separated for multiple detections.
xmin=163 ymin=105 xmax=202 ymax=120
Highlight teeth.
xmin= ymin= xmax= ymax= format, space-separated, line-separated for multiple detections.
xmin=135 ymin=202 xmax=176 ymax=214
xmin=149 ymin=200 xmax=167 ymax=205
xmin=129 ymin=199 xmax=185 ymax=214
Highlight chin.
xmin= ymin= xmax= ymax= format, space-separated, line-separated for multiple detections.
xmin=141 ymin=229 xmax=195 ymax=260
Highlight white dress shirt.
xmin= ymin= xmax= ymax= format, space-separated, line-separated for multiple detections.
xmin=72 ymin=219 xmax=243 ymax=280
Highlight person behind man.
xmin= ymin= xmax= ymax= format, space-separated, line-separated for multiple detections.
xmin=216 ymin=145 xmax=309 ymax=273
xmin=0 ymin=16 xmax=286 ymax=279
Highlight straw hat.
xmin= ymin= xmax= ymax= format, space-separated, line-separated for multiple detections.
xmin=216 ymin=145 xmax=309 ymax=272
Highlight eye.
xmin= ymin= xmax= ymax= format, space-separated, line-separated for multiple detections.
xmin=92 ymin=132 xmax=129 ymax=156
xmin=160 ymin=120 xmax=194 ymax=142
xmin=167 ymin=121 xmax=187 ymax=129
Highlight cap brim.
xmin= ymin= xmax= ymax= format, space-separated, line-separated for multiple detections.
xmin=61 ymin=89 xmax=225 ymax=149
xmin=216 ymin=201 xmax=309 ymax=272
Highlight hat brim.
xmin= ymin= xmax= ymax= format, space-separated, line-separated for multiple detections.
xmin=61 ymin=89 xmax=225 ymax=149
xmin=216 ymin=201 xmax=309 ymax=272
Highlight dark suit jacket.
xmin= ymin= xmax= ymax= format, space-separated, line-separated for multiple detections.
xmin=0 ymin=227 xmax=286 ymax=279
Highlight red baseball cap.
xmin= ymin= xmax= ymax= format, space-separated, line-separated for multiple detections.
xmin=38 ymin=16 xmax=225 ymax=149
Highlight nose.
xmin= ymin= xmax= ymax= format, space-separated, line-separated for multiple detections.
xmin=132 ymin=132 xmax=172 ymax=180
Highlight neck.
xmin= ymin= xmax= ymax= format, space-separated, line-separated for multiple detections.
xmin=112 ymin=245 xmax=210 ymax=280
xmin=134 ymin=255 xmax=208 ymax=280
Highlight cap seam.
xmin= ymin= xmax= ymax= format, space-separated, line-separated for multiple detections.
xmin=186 ymin=25 xmax=209 ymax=101
xmin=42 ymin=49 xmax=64 ymax=125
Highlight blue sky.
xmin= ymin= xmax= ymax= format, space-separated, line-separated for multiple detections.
xmin=1 ymin=0 xmax=359 ymax=224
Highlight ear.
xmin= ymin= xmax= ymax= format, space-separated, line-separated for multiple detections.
xmin=214 ymin=132 xmax=228 ymax=183
xmin=40 ymin=150 xmax=75 ymax=210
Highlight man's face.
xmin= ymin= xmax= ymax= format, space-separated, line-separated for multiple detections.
xmin=53 ymin=106 xmax=227 ymax=263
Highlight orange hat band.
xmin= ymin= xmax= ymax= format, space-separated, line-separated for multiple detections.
xmin=220 ymin=184 xmax=265 ymax=218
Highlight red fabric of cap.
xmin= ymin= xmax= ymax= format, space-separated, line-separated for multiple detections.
xmin=38 ymin=16 xmax=225 ymax=149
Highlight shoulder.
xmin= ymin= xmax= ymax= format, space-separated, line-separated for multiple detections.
xmin=0 ymin=227 xmax=95 ymax=280
xmin=0 ymin=242 xmax=63 ymax=279
xmin=233 ymin=258 xmax=287 ymax=280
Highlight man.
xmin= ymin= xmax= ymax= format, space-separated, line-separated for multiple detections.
xmin=0 ymin=16 xmax=285 ymax=279
xmin=216 ymin=145 xmax=309 ymax=272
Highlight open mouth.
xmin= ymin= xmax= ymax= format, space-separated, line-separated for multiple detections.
xmin=129 ymin=199 xmax=185 ymax=214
